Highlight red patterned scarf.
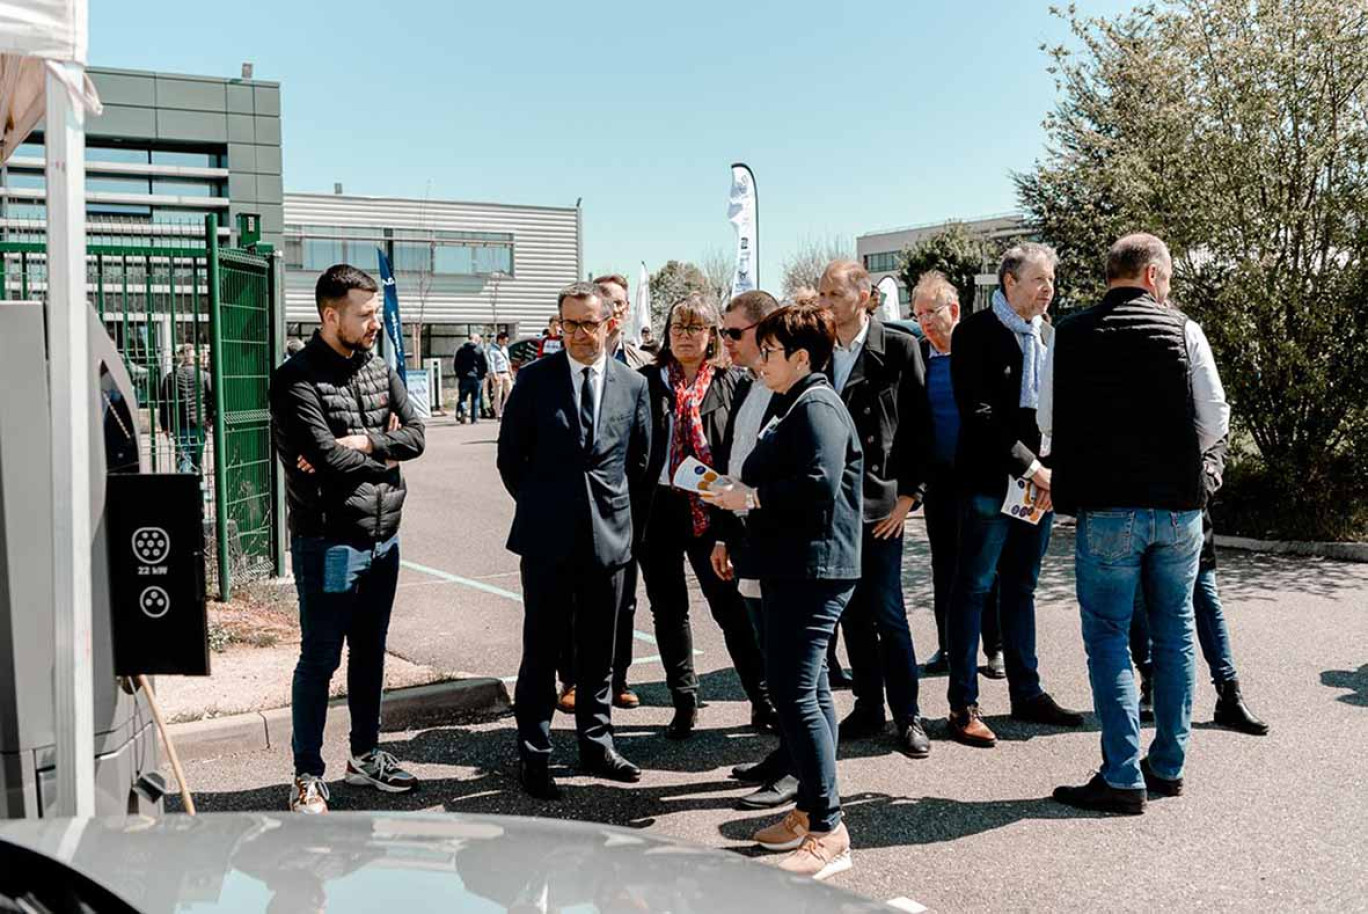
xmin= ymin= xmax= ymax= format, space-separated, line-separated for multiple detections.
xmin=668 ymin=360 xmax=715 ymax=536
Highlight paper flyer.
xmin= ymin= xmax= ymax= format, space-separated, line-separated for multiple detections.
xmin=671 ymin=456 xmax=733 ymax=495
xmin=1001 ymin=475 xmax=1048 ymax=525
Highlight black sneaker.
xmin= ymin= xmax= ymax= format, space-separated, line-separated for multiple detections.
xmin=1052 ymin=773 xmax=1146 ymax=815
xmin=1140 ymin=757 xmax=1183 ymax=797
xmin=1011 ymin=692 xmax=1086 ymax=727
xmin=345 ymin=749 xmax=418 ymax=794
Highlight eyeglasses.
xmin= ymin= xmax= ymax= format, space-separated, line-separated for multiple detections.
xmin=914 ymin=303 xmax=951 ymax=324
xmin=720 ymin=320 xmax=760 ymax=341
xmin=562 ymin=318 xmax=607 ymax=336
xmin=670 ymin=323 xmax=711 ymax=336
xmin=759 ymin=345 xmax=788 ymax=362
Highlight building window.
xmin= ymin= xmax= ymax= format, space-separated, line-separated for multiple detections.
xmin=863 ymin=251 xmax=901 ymax=273
xmin=285 ymin=225 xmax=514 ymax=277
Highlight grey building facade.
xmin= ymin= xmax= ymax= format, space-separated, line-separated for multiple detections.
xmin=0 ymin=65 xmax=283 ymax=249
xmin=856 ymin=213 xmax=1027 ymax=313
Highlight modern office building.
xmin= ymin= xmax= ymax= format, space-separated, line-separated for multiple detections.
xmin=283 ymin=192 xmax=582 ymax=363
xmin=856 ymin=212 xmax=1027 ymax=313
xmin=0 ymin=65 xmax=283 ymax=249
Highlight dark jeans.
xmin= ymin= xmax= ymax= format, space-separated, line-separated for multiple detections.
xmin=947 ymin=493 xmax=1051 ymax=710
xmin=174 ymin=426 xmax=207 ymax=475
xmin=290 ymin=534 xmax=401 ymax=777
xmin=639 ymin=487 xmax=767 ymax=710
xmin=559 ymin=561 xmax=638 ymax=692
xmin=1130 ymin=566 xmax=1238 ymax=687
xmin=763 ymin=577 xmax=856 ymax=833
xmin=515 ymin=557 xmax=625 ymax=763
xmin=923 ymin=471 xmax=1002 ymax=657
xmin=458 ymin=376 xmax=483 ymax=421
xmin=840 ymin=525 xmax=921 ymax=724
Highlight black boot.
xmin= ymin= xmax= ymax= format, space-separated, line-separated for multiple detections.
xmin=1214 ymin=679 xmax=1269 ymax=735
xmin=1139 ymin=673 xmax=1155 ymax=724
xmin=665 ymin=705 xmax=698 ymax=740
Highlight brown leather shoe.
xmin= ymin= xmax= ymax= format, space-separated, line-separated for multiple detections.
xmin=948 ymin=704 xmax=997 ymax=747
xmin=613 ymin=688 xmax=640 ymax=709
xmin=556 ymin=685 xmax=576 ymax=714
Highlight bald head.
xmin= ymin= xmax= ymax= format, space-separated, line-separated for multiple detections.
xmin=1107 ymin=232 xmax=1173 ymax=302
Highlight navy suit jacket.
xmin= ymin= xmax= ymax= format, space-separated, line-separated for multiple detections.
xmin=497 ymin=350 xmax=652 ymax=569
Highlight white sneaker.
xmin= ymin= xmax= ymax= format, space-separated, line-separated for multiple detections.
xmin=289 ymin=774 xmax=330 ymax=814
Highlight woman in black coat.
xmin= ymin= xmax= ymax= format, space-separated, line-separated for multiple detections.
xmin=637 ymin=292 xmax=772 ymax=739
xmin=706 ymin=302 xmax=863 ymax=881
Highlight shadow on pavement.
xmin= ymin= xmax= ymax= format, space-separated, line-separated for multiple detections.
xmin=1321 ymin=664 xmax=1368 ymax=707
xmin=719 ymin=791 xmax=1110 ymax=851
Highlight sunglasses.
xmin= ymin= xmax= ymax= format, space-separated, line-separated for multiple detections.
xmin=720 ymin=320 xmax=760 ymax=341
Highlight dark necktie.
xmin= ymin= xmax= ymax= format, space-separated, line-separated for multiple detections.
xmin=579 ymin=366 xmax=596 ymax=451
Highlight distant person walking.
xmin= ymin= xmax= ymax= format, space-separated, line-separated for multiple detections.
xmin=488 ymin=331 xmax=513 ymax=419
xmin=454 ymin=333 xmax=489 ymax=424
xmin=269 ymin=264 xmax=426 ymax=814
xmin=159 ymin=343 xmax=214 ymax=474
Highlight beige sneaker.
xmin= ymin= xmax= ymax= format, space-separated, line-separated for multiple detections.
xmin=778 ymin=822 xmax=852 ymax=881
xmin=753 ymin=808 xmax=809 ymax=851
xmin=289 ymin=774 xmax=330 ymax=814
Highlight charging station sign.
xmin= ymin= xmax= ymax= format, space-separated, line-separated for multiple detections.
xmin=107 ymin=474 xmax=209 ymax=676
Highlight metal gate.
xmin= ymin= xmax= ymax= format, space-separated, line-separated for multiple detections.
xmin=0 ymin=215 xmax=280 ymax=599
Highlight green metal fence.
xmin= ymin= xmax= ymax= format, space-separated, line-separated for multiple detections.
xmin=0 ymin=215 xmax=280 ymax=599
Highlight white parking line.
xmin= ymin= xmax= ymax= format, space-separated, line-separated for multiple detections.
xmin=885 ymin=897 xmax=927 ymax=913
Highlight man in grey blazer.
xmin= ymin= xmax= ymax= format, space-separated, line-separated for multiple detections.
xmin=497 ymin=281 xmax=653 ymax=800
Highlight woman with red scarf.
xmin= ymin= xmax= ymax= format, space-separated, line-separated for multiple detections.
xmin=637 ymin=293 xmax=774 ymax=740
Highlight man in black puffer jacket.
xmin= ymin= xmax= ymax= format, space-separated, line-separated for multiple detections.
xmin=269 ymin=263 xmax=425 ymax=814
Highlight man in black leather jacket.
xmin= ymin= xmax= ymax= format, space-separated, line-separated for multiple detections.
xmin=269 ymin=264 xmax=425 ymax=813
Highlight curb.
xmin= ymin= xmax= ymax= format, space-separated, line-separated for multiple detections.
xmin=168 ymin=676 xmax=511 ymax=763
xmin=1214 ymin=535 xmax=1368 ymax=563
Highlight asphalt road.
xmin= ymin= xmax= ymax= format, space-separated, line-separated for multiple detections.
xmin=176 ymin=418 xmax=1368 ymax=913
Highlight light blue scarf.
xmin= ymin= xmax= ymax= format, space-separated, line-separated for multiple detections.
xmin=992 ymin=288 xmax=1046 ymax=410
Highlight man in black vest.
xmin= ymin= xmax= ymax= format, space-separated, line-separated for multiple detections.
xmin=1046 ymin=233 xmax=1229 ymax=814
xmin=270 ymin=264 xmax=427 ymax=814
xmin=945 ymin=244 xmax=1085 ymax=749
xmin=818 ymin=260 xmax=932 ymax=759
xmin=497 ymin=281 xmax=653 ymax=800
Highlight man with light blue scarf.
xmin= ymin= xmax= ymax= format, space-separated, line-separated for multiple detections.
xmin=945 ymin=242 xmax=1085 ymax=748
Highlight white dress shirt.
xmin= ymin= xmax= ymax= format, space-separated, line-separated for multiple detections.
xmin=566 ymin=350 xmax=608 ymax=436
xmin=1037 ymin=318 xmax=1230 ymax=455
xmin=831 ymin=316 xmax=870 ymax=393
xmin=727 ymin=376 xmax=773 ymax=477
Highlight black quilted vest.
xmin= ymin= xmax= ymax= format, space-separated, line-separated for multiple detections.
xmin=277 ymin=333 xmax=408 ymax=542
xmin=1051 ymin=288 xmax=1204 ymax=515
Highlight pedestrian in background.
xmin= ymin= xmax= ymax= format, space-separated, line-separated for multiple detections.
xmin=269 ymin=264 xmax=426 ymax=814
xmin=487 ymin=331 xmax=513 ymax=420
xmin=159 ymin=343 xmax=214 ymax=474
xmin=454 ymin=333 xmax=488 ymax=424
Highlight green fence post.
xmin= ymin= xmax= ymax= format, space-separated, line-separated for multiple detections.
xmin=267 ymin=250 xmax=287 ymax=578
xmin=206 ymin=214 xmax=232 ymax=601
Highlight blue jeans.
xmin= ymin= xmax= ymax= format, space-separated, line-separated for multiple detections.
xmin=1076 ymin=509 xmax=1202 ymax=789
xmin=458 ymin=377 xmax=483 ymax=420
xmin=291 ymin=534 xmax=401 ymax=777
xmin=1130 ymin=567 xmax=1238 ymax=687
xmin=947 ymin=493 xmax=1051 ymax=710
xmin=840 ymin=526 xmax=921 ymax=723
xmin=175 ymin=426 xmax=206 ymax=474
xmin=763 ymin=578 xmax=856 ymax=833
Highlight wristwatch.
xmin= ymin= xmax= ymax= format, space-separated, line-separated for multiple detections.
xmin=745 ymin=489 xmax=760 ymax=511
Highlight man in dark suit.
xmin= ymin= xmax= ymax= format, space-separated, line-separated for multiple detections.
xmin=945 ymin=243 xmax=1084 ymax=748
xmin=497 ymin=281 xmax=653 ymax=799
xmin=818 ymin=260 xmax=933 ymax=759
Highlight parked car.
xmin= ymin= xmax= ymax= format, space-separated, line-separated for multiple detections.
xmin=0 ymin=812 xmax=892 ymax=913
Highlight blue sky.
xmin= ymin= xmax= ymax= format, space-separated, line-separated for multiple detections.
xmin=92 ymin=0 xmax=1135 ymax=285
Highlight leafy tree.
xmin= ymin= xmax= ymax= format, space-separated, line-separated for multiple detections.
xmin=648 ymin=260 xmax=710 ymax=329
xmin=780 ymin=236 xmax=852 ymax=299
xmin=1016 ymin=0 xmax=1368 ymax=539
xmin=897 ymin=223 xmax=997 ymax=313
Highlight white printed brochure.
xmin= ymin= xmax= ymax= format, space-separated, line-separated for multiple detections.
xmin=1001 ymin=475 xmax=1049 ymax=525
xmin=671 ymin=456 xmax=735 ymax=495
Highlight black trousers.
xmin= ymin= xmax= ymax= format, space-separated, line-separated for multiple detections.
xmin=515 ymin=556 xmax=624 ymax=763
xmin=558 ymin=561 xmax=638 ymax=691
xmin=639 ymin=486 xmax=768 ymax=711
xmin=924 ymin=468 xmax=1002 ymax=657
